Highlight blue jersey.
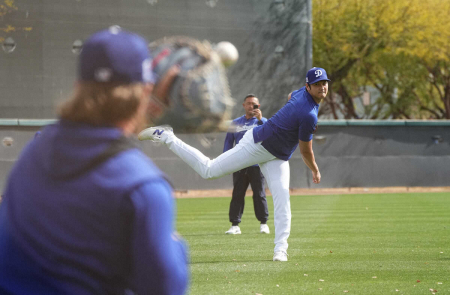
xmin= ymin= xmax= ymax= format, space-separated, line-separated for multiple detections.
xmin=252 ymin=87 xmax=319 ymax=160
xmin=223 ymin=115 xmax=267 ymax=152
xmin=0 ymin=120 xmax=188 ymax=295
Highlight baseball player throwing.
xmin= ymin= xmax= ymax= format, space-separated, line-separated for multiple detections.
xmin=139 ymin=67 xmax=330 ymax=261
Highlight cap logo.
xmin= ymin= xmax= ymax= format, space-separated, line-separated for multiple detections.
xmin=315 ymin=69 xmax=323 ymax=77
xmin=95 ymin=68 xmax=113 ymax=82
xmin=109 ymin=25 xmax=121 ymax=35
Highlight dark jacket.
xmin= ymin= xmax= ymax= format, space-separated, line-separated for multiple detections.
xmin=0 ymin=120 xmax=188 ymax=295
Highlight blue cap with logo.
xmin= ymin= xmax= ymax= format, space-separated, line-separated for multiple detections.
xmin=78 ymin=26 xmax=155 ymax=84
xmin=306 ymin=67 xmax=331 ymax=85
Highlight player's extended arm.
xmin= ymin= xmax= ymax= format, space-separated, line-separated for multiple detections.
xmin=299 ymin=140 xmax=321 ymax=184
xmin=128 ymin=180 xmax=189 ymax=295
xmin=223 ymin=131 xmax=235 ymax=153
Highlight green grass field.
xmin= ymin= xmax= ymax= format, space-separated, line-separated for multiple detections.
xmin=176 ymin=193 xmax=450 ymax=295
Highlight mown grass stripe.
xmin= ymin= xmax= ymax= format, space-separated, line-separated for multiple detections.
xmin=176 ymin=193 xmax=450 ymax=294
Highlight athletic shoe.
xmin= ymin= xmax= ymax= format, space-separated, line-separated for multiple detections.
xmin=225 ymin=225 xmax=241 ymax=235
xmin=260 ymin=224 xmax=270 ymax=234
xmin=138 ymin=125 xmax=173 ymax=143
xmin=273 ymin=251 xmax=288 ymax=262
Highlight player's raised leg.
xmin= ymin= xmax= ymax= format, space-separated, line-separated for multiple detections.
xmin=139 ymin=126 xmax=276 ymax=179
xmin=259 ymin=159 xmax=291 ymax=261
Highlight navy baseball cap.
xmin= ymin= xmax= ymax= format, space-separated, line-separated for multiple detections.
xmin=306 ymin=67 xmax=331 ymax=84
xmin=78 ymin=26 xmax=155 ymax=84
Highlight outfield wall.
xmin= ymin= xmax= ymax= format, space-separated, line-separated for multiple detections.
xmin=1 ymin=120 xmax=449 ymax=192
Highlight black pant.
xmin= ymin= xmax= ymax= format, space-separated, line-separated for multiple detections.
xmin=229 ymin=166 xmax=269 ymax=225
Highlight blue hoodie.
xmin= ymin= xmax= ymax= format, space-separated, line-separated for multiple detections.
xmin=0 ymin=120 xmax=189 ymax=295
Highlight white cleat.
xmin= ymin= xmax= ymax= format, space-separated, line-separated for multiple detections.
xmin=273 ymin=251 xmax=288 ymax=262
xmin=138 ymin=125 xmax=173 ymax=143
xmin=260 ymin=224 xmax=270 ymax=234
xmin=225 ymin=225 xmax=241 ymax=235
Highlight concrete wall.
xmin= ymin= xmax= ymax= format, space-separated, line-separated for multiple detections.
xmin=1 ymin=121 xmax=449 ymax=192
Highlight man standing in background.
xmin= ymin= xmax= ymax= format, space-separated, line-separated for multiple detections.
xmin=224 ymin=94 xmax=269 ymax=235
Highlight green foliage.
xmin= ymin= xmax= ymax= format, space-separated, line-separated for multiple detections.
xmin=0 ymin=0 xmax=32 ymax=43
xmin=176 ymin=193 xmax=450 ymax=294
xmin=0 ymin=0 xmax=17 ymax=17
xmin=313 ymin=0 xmax=450 ymax=119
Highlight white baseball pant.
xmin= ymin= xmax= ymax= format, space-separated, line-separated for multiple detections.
xmin=165 ymin=130 xmax=291 ymax=253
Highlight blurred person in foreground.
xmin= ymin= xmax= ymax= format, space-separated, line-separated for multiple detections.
xmin=139 ymin=67 xmax=329 ymax=262
xmin=0 ymin=27 xmax=189 ymax=295
xmin=223 ymin=94 xmax=269 ymax=235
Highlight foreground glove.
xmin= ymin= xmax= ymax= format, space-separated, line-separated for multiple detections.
xmin=149 ymin=36 xmax=235 ymax=133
